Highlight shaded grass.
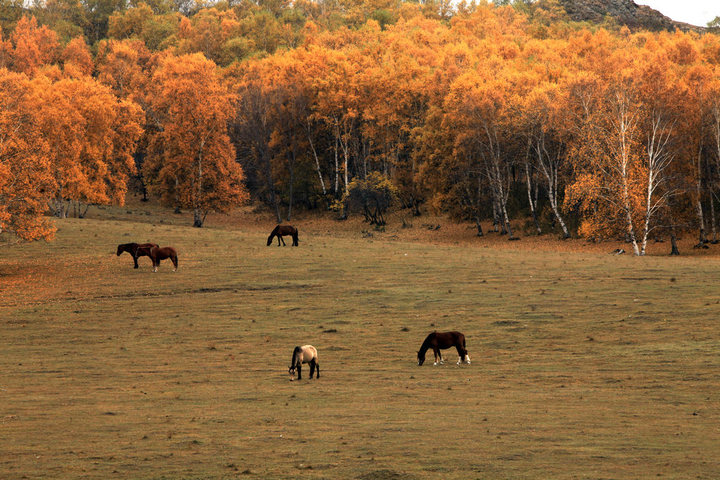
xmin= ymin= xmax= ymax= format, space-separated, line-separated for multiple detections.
xmin=1 ymin=215 xmax=720 ymax=479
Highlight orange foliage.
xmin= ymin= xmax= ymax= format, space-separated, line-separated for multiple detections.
xmin=31 ymin=73 xmax=143 ymax=217
xmin=5 ymin=2 xmax=720 ymax=250
xmin=0 ymin=70 xmax=55 ymax=240
xmin=144 ymin=53 xmax=248 ymax=227
xmin=10 ymin=16 xmax=60 ymax=76
xmin=62 ymin=37 xmax=94 ymax=77
xmin=96 ymin=39 xmax=153 ymax=100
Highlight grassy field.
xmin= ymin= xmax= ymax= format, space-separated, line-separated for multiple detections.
xmin=1 ymin=204 xmax=719 ymax=479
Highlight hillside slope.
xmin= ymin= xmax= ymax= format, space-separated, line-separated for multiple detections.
xmin=558 ymin=0 xmax=703 ymax=31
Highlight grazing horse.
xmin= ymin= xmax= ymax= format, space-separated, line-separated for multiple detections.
xmin=267 ymin=225 xmax=299 ymax=247
xmin=288 ymin=345 xmax=319 ymax=381
xmin=417 ymin=331 xmax=471 ymax=366
xmin=137 ymin=245 xmax=178 ymax=272
xmin=116 ymin=242 xmax=159 ymax=269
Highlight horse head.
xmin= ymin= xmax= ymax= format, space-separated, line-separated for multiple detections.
xmin=116 ymin=244 xmax=126 ymax=256
xmin=267 ymin=235 xmax=274 ymax=246
xmin=417 ymin=350 xmax=425 ymax=366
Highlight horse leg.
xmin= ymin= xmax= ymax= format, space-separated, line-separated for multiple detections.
xmin=280 ymin=236 xmax=286 ymax=246
xmin=433 ymin=348 xmax=440 ymax=366
xmin=309 ymin=360 xmax=316 ymax=379
xmin=133 ymin=254 xmax=139 ymax=269
xmin=455 ymin=345 xmax=470 ymax=365
xmin=172 ymin=255 xmax=177 ymax=272
xmin=296 ymin=364 xmax=302 ymax=380
xmin=315 ymin=361 xmax=319 ymax=378
xmin=292 ymin=234 xmax=298 ymax=246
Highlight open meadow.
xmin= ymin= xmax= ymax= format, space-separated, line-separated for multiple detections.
xmin=1 ymin=204 xmax=720 ymax=479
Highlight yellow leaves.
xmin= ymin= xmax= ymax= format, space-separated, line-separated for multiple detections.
xmin=31 ymin=74 xmax=143 ymax=207
xmin=108 ymin=3 xmax=180 ymax=51
xmin=62 ymin=37 xmax=93 ymax=77
xmin=145 ymin=53 xmax=247 ymax=220
xmin=667 ymin=31 xmax=699 ymax=66
xmin=96 ymin=39 xmax=152 ymax=101
xmin=178 ymin=16 xmax=192 ymax=38
xmin=10 ymin=16 xmax=60 ymax=76
xmin=0 ymin=69 xmax=54 ymax=240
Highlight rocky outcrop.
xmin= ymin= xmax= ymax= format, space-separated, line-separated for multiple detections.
xmin=557 ymin=0 xmax=704 ymax=32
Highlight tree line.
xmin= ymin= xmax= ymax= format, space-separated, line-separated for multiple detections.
xmin=2 ymin=0 xmax=720 ymax=255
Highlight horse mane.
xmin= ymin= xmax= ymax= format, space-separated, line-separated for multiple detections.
xmin=422 ymin=331 xmax=437 ymax=344
xmin=291 ymin=346 xmax=302 ymax=365
xmin=117 ymin=242 xmax=137 ymax=254
xmin=419 ymin=332 xmax=435 ymax=352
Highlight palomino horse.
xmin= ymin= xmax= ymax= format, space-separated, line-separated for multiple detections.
xmin=267 ymin=225 xmax=299 ymax=246
xmin=417 ymin=331 xmax=471 ymax=366
xmin=116 ymin=242 xmax=159 ymax=269
xmin=137 ymin=245 xmax=178 ymax=272
xmin=288 ymin=345 xmax=319 ymax=380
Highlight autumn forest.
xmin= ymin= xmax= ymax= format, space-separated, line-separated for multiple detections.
xmin=2 ymin=0 xmax=720 ymax=255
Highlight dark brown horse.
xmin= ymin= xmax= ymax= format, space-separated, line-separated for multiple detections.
xmin=137 ymin=245 xmax=178 ymax=272
xmin=417 ymin=331 xmax=470 ymax=366
xmin=267 ymin=225 xmax=299 ymax=246
xmin=116 ymin=242 xmax=159 ymax=269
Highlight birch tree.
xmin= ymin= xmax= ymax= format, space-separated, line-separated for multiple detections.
xmin=145 ymin=53 xmax=248 ymax=227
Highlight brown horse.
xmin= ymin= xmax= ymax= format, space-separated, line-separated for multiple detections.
xmin=267 ymin=225 xmax=299 ymax=246
xmin=116 ymin=242 xmax=159 ymax=269
xmin=288 ymin=345 xmax=319 ymax=381
xmin=417 ymin=331 xmax=471 ymax=366
xmin=137 ymin=245 xmax=178 ymax=272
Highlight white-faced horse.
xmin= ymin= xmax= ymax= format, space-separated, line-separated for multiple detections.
xmin=288 ymin=345 xmax=319 ymax=380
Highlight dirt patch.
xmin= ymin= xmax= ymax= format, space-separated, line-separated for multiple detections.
xmin=492 ymin=320 xmax=520 ymax=327
xmin=357 ymin=470 xmax=418 ymax=480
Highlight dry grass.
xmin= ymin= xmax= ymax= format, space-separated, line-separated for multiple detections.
xmin=1 ymin=202 xmax=719 ymax=479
